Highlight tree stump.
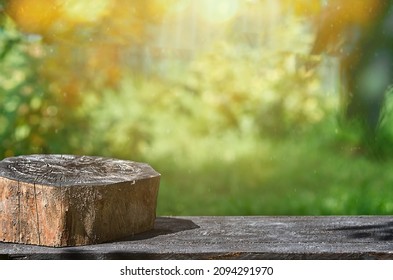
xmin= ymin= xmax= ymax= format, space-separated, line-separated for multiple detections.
xmin=0 ymin=154 xmax=160 ymax=247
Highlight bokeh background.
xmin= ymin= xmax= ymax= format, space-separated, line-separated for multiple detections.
xmin=2 ymin=0 xmax=393 ymax=215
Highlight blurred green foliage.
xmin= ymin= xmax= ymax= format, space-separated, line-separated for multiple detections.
xmin=182 ymin=42 xmax=332 ymax=137
xmin=0 ymin=17 xmax=89 ymax=156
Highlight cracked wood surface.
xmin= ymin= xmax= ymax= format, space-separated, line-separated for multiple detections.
xmin=1 ymin=216 xmax=393 ymax=259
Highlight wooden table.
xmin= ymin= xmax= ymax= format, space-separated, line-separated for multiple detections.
xmin=1 ymin=216 xmax=393 ymax=259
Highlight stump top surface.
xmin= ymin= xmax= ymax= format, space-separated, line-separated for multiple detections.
xmin=0 ymin=154 xmax=160 ymax=187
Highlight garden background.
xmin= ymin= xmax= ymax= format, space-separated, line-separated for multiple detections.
xmin=2 ymin=0 xmax=393 ymax=215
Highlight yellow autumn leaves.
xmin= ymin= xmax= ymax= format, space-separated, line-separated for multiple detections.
xmin=281 ymin=0 xmax=381 ymax=22
xmin=4 ymin=0 xmax=173 ymax=102
xmin=6 ymin=0 xmax=110 ymax=39
xmin=5 ymin=0 xmax=172 ymax=44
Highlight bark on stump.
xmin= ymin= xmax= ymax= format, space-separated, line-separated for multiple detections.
xmin=0 ymin=154 xmax=160 ymax=247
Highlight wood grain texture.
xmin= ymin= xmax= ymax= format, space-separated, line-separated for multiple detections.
xmin=1 ymin=216 xmax=393 ymax=259
xmin=0 ymin=155 xmax=160 ymax=247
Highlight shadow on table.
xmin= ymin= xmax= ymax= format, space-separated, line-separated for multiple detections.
xmin=4 ymin=217 xmax=199 ymax=260
xmin=119 ymin=216 xmax=200 ymax=242
xmin=330 ymin=220 xmax=393 ymax=241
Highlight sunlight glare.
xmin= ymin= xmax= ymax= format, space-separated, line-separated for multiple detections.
xmin=62 ymin=0 xmax=111 ymax=23
xmin=199 ymin=0 xmax=239 ymax=24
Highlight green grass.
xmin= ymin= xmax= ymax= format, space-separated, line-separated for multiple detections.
xmin=149 ymin=120 xmax=393 ymax=216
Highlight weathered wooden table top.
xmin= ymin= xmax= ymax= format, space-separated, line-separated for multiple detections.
xmin=1 ymin=216 xmax=393 ymax=259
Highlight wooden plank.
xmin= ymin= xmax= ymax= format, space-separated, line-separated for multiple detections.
xmin=1 ymin=216 xmax=393 ymax=259
xmin=0 ymin=155 xmax=160 ymax=247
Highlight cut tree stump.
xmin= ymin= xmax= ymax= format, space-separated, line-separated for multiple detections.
xmin=0 ymin=154 xmax=160 ymax=247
